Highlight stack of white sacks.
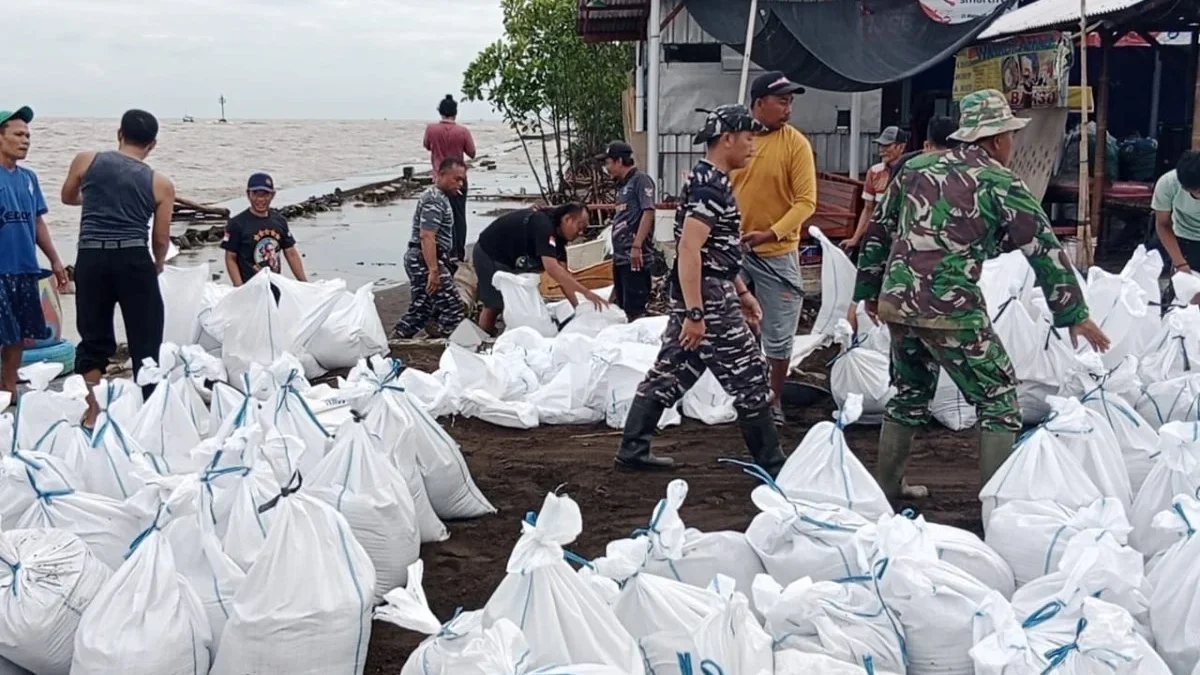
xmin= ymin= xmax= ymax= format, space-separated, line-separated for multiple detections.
xmin=370 ymin=389 xmax=1199 ymax=673
xmin=0 ymin=328 xmax=494 ymax=674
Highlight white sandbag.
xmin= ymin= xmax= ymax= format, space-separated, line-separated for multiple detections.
xmin=309 ymin=415 xmax=420 ymax=601
xmin=131 ymin=343 xmax=223 ymax=474
xmin=209 ymin=371 xmax=271 ymax=439
xmin=71 ymin=510 xmax=212 ymax=675
xmin=0 ymin=527 xmax=111 ymax=675
xmin=493 ymin=271 xmax=557 ymax=337
xmin=376 ymin=560 xmax=527 ymax=675
xmin=679 ymin=370 xmax=736 ymax=426
xmin=1172 ymin=269 xmax=1200 ymax=306
xmin=264 ymin=364 xmax=332 ymax=476
xmin=985 ymin=497 xmax=1132 ymax=587
xmin=1139 ymin=304 xmax=1200 ymax=384
xmin=12 ymin=462 xmax=148 ymax=571
xmin=220 ymin=461 xmax=286 ymax=575
xmin=688 ymin=575 xmax=774 ymax=675
xmin=851 ymin=301 xmax=890 ymax=354
xmin=92 ymin=377 xmax=144 ymax=429
xmin=528 ymin=359 xmax=604 ymax=425
xmin=1130 ymin=420 xmax=1200 ymax=554
xmin=212 ymin=473 xmax=376 ymax=675
xmin=979 ymin=420 xmax=1103 ymax=524
xmin=1121 ymin=244 xmax=1164 ymax=308
xmin=829 ymin=320 xmax=892 ymax=426
xmin=931 ymin=369 xmax=977 ymax=431
xmin=560 ymin=291 xmax=628 ymax=338
xmin=340 ymin=358 xmax=450 ymax=540
xmin=991 ymin=294 xmax=1074 ymax=424
xmin=979 ymin=251 xmax=1038 ymax=320
xmin=396 ymin=367 xmax=456 ymax=418
xmin=595 ymin=314 xmax=669 ymax=347
xmin=809 ymin=225 xmax=856 ymax=337
xmin=355 ymin=358 xmax=494 ymax=521
xmin=593 ymin=536 xmax=723 ymax=640
xmin=1010 ymin=530 xmax=1152 ymax=641
xmin=1043 ymin=396 xmax=1133 ymax=512
xmin=162 ymin=499 xmax=244 ymax=653
xmin=854 ymin=514 xmax=993 ymax=675
xmin=460 ymin=389 xmax=540 ymax=428
xmin=83 ymin=381 xmax=157 ymax=500
xmin=159 ymin=263 xmax=210 ymax=345
xmin=305 ymin=283 xmax=389 ymax=376
xmin=494 ymin=326 xmax=555 ymax=382
xmin=482 ymin=493 xmax=644 ymax=674
xmin=636 ymin=480 xmax=767 ymax=614
xmin=775 ymin=650 xmax=899 ymax=675
xmin=1134 ymin=372 xmax=1200 ymax=430
xmin=489 ymin=337 xmax=545 ymax=400
xmin=12 ymin=364 xmax=86 ymax=453
xmin=591 ymin=342 xmax=682 ymax=430
xmin=437 ymin=343 xmax=509 ymax=401
xmin=1148 ymin=494 xmax=1200 ymax=674
xmin=920 ymin=520 xmax=1015 ymax=598
xmin=1085 ymin=267 xmax=1154 ymax=370
xmin=1145 ymin=492 xmax=1200 ymax=587
xmin=754 ymin=574 xmax=906 ymax=674
xmin=1063 ymin=354 xmax=1159 ymax=493
xmin=744 ymin=485 xmax=869 ymax=584
xmin=0 ymin=449 xmax=81 ymax=529
xmin=197 ymin=281 xmax=234 ymax=350
xmin=774 ymin=393 xmax=892 ymax=521
xmin=210 ymin=272 xmax=344 ymax=381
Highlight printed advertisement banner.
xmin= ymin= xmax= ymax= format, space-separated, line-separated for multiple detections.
xmin=954 ymin=32 xmax=1072 ymax=109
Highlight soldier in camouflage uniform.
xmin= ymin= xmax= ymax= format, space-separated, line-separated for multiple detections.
xmin=616 ymin=105 xmax=788 ymax=474
xmin=394 ymin=157 xmax=469 ymax=338
xmin=853 ymin=89 xmax=1110 ymax=498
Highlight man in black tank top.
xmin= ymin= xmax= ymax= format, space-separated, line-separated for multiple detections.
xmin=61 ymin=109 xmax=176 ymax=418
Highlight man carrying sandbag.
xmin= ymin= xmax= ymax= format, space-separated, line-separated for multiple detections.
xmin=614 ymin=105 xmax=787 ymax=474
xmin=853 ymin=89 xmax=1110 ymax=499
xmin=394 ymin=157 xmax=468 ymax=338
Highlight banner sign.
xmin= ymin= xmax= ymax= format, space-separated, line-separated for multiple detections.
xmin=954 ymin=32 xmax=1072 ymax=109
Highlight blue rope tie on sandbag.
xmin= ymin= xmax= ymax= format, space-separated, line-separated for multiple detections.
xmin=126 ymin=504 xmax=168 ymax=559
xmin=1040 ymin=617 xmax=1087 ymax=672
xmin=1022 ymin=600 xmax=1065 ymax=629
xmin=863 ymin=654 xmax=876 ymax=675
xmin=677 ymin=652 xmax=725 ymax=675
xmin=1 ymin=558 xmax=19 ymax=597
xmin=636 ymin=498 xmax=685 ymax=582
xmin=1173 ymin=501 xmax=1196 ymax=537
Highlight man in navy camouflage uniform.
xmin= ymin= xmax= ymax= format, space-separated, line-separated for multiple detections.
xmin=394 ymin=157 xmax=468 ymax=338
xmin=615 ymin=105 xmax=787 ymax=474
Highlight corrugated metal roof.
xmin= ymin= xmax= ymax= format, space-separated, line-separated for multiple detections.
xmin=979 ymin=0 xmax=1148 ymax=39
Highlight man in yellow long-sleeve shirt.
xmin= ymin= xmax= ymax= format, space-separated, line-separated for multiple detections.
xmin=732 ymin=71 xmax=818 ymax=425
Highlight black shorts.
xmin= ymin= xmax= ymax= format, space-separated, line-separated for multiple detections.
xmin=612 ymin=263 xmax=651 ymax=317
xmin=473 ymin=246 xmax=515 ymax=311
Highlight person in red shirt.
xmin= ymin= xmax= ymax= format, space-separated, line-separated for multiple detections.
xmin=424 ymin=95 xmax=476 ymax=261
xmin=841 ymin=126 xmax=910 ymax=250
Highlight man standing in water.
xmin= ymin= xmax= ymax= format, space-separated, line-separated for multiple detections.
xmin=425 ymin=95 xmax=476 ymax=262
xmin=732 ymin=71 xmax=817 ymax=426
xmin=394 ymin=157 xmax=468 ymax=338
xmin=62 ymin=109 xmax=175 ymax=409
xmin=0 ymin=106 xmax=68 ymax=398
xmin=615 ymin=105 xmax=787 ymax=474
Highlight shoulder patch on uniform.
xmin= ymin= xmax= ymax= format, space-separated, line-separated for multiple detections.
xmin=548 ymin=235 xmax=557 ymax=248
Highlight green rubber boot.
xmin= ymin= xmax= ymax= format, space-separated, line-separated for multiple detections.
xmin=979 ymin=429 xmax=1017 ymax=488
xmin=877 ymin=420 xmax=927 ymax=500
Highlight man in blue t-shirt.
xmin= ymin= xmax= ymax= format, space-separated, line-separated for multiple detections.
xmin=0 ymin=106 xmax=68 ymax=397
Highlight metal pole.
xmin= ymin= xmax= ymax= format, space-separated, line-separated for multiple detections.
xmin=1149 ymin=48 xmax=1162 ymax=137
xmin=849 ymin=92 xmax=863 ymax=179
xmin=738 ymin=0 xmax=760 ymax=105
xmin=1193 ymin=34 xmax=1200 ymax=149
xmin=647 ymin=0 xmax=662 ymax=196
xmin=1076 ymin=2 xmax=1091 ymax=268
xmin=635 ymin=42 xmax=646 ymax=133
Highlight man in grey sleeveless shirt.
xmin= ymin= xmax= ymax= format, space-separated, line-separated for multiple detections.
xmin=61 ymin=109 xmax=175 ymax=417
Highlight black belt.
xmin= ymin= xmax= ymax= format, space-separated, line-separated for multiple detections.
xmin=78 ymin=239 xmax=147 ymax=250
xmin=408 ymin=242 xmax=450 ymax=255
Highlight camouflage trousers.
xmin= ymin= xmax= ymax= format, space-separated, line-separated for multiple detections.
xmin=886 ymin=323 xmax=1022 ymax=432
xmin=637 ymin=277 xmax=772 ymax=413
xmin=394 ymin=248 xmax=465 ymax=338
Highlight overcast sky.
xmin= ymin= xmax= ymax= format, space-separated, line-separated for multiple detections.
xmin=4 ymin=0 xmax=506 ymax=120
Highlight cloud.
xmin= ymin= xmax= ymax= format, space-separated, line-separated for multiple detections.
xmin=5 ymin=0 xmax=507 ymax=120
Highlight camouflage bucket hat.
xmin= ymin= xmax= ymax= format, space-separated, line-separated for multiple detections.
xmin=949 ymin=89 xmax=1029 ymax=143
xmin=692 ymin=104 xmax=766 ymax=145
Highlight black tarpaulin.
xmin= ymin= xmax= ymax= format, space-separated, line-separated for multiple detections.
xmin=682 ymin=0 xmax=1017 ymax=92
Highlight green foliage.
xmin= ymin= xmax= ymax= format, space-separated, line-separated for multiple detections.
xmin=463 ymin=0 xmax=632 ymax=198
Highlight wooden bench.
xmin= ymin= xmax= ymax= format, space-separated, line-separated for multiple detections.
xmin=808 ymin=172 xmax=864 ymax=240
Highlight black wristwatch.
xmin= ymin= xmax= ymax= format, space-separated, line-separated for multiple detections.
xmin=685 ymin=307 xmax=704 ymax=322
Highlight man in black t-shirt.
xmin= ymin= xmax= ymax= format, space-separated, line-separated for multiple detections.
xmin=472 ymin=203 xmax=606 ymax=334
xmin=222 ymin=172 xmax=308 ymax=291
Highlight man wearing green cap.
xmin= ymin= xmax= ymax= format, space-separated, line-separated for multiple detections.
xmin=853 ymin=89 xmax=1110 ymax=500
xmin=0 ymin=106 xmax=67 ymax=398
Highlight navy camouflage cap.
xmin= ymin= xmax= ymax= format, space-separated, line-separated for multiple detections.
xmin=692 ymin=105 xmax=766 ymax=145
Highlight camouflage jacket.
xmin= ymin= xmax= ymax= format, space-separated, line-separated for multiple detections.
xmin=853 ymin=144 xmax=1088 ymax=330
xmin=675 ymin=159 xmax=743 ymax=279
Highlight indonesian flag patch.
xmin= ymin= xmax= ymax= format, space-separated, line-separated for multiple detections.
xmin=548 ymin=235 xmax=557 ymax=247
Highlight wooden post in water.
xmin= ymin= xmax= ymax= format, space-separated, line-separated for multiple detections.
xmin=1075 ymin=3 xmax=1091 ymax=269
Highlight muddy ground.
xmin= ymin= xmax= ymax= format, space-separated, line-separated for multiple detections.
xmin=360 ymin=287 xmax=984 ymax=673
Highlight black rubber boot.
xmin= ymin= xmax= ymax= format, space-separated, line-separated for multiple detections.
xmin=615 ymin=397 xmax=675 ymax=470
xmin=739 ymin=407 xmax=788 ymax=477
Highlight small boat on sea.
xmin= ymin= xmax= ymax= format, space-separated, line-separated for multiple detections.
xmin=182 ymin=115 xmax=195 ymax=123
